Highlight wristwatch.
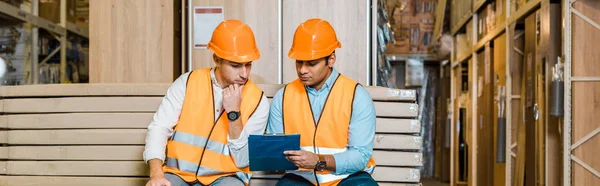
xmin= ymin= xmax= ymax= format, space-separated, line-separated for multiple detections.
xmin=314 ymin=154 xmax=327 ymax=172
xmin=227 ymin=111 xmax=240 ymax=121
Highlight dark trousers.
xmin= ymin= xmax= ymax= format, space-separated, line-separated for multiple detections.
xmin=275 ymin=171 xmax=378 ymax=186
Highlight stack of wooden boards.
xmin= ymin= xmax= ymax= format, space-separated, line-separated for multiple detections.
xmin=0 ymin=84 xmax=423 ymax=186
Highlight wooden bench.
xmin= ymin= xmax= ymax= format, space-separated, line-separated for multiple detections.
xmin=0 ymin=84 xmax=422 ymax=186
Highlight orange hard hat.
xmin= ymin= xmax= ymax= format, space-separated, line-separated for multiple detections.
xmin=288 ymin=18 xmax=341 ymax=61
xmin=207 ymin=20 xmax=260 ymax=63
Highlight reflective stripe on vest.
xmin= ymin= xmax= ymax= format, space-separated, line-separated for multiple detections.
xmin=282 ymin=74 xmax=376 ymax=186
xmin=163 ymin=68 xmax=263 ymax=185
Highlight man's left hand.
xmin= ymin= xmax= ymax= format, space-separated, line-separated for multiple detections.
xmin=284 ymin=150 xmax=319 ymax=169
xmin=223 ymin=84 xmax=243 ymax=112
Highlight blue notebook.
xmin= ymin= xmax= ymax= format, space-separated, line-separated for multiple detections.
xmin=248 ymin=134 xmax=300 ymax=171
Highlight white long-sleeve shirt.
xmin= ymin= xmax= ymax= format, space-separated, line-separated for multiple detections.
xmin=143 ymin=69 xmax=270 ymax=168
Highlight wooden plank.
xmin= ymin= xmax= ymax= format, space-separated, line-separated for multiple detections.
xmin=2 ymin=146 xmax=420 ymax=166
xmin=374 ymin=102 xmax=419 ymax=118
xmin=3 ymin=113 xmax=416 ymax=133
xmin=474 ymin=27 xmax=505 ymax=52
xmin=254 ymin=167 xmax=420 ymax=183
xmin=2 ymin=97 xmax=161 ymax=113
xmin=376 ymin=118 xmax=420 ymax=134
xmin=0 ymin=148 xmax=6 ymax=159
xmin=6 ymin=161 xmax=147 ymax=176
xmin=5 ymin=161 xmax=419 ymax=183
xmin=373 ymin=151 xmax=423 ymax=166
xmin=367 ymin=88 xmax=417 ymax=102
xmin=0 ymin=162 xmax=5 ymax=174
xmin=371 ymin=167 xmax=420 ymax=183
xmin=3 ymin=146 xmax=421 ymax=166
xmin=8 ymin=129 xmax=146 ymax=145
xmin=5 ymin=146 xmax=143 ymax=161
xmin=0 ymin=116 xmax=6 ymax=129
xmin=0 ymin=83 xmax=416 ymax=102
xmin=4 ymin=113 xmax=153 ymax=129
xmin=0 ymin=132 xmax=6 ymax=144
xmin=0 ymin=176 xmax=403 ymax=186
xmin=374 ymin=134 xmax=422 ymax=150
xmin=7 ymin=130 xmax=421 ymax=150
xmin=0 ymin=176 xmax=147 ymax=186
xmin=0 ymin=84 xmax=169 ymax=97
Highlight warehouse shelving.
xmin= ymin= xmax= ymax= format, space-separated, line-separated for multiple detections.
xmin=0 ymin=0 xmax=88 ymax=84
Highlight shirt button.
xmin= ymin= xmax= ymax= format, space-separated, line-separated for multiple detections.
xmin=216 ymin=109 xmax=220 ymax=112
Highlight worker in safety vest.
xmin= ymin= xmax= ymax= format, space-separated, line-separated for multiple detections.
xmin=144 ymin=20 xmax=270 ymax=186
xmin=267 ymin=18 xmax=378 ymax=186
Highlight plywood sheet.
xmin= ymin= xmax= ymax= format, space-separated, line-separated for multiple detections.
xmin=0 ymin=176 xmax=147 ymax=186
xmin=2 ymin=97 xmax=161 ymax=113
xmin=572 ymin=0 xmax=600 ymax=77
xmin=282 ymin=0 xmax=368 ymax=84
xmin=90 ymin=0 xmax=175 ymax=83
xmin=3 ymin=113 xmax=153 ymax=129
xmin=190 ymin=0 xmax=279 ymax=84
xmin=572 ymin=82 xmax=600 ymax=186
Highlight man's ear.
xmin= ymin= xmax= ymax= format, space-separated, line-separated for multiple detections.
xmin=213 ymin=54 xmax=221 ymax=67
xmin=327 ymin=53 xmax=336 ymax=67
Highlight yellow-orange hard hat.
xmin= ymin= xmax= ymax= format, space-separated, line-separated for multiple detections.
xmin=207 ymin=20 xmax=260 ymax=63
xmin=288 ymin=18 xmax=341 ymax=61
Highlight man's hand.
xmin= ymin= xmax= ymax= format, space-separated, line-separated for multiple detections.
xmin=223 ymin=84 xmax=243 ymax=113
xmin=146 ymin=159 xmax=170 ymax=186
xmin=284 ymin=150 xmax=319 ymax=169
xmin=145 ymin=176 xmax=171 ymax=186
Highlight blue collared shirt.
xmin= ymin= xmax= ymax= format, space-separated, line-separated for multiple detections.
xmin=266 ymin=68 xmax=376 ymax=175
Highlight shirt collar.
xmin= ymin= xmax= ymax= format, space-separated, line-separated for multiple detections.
xmin=210 ymin=68 xmax=222 ymax=89
xmin=306 ymin=68 xmax=339 ymax=92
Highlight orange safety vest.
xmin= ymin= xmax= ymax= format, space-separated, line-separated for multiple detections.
xmin=282 ymin=74 xmax=376 ymax=186
xmin=163 ymin=68 xmax=264 ymax=185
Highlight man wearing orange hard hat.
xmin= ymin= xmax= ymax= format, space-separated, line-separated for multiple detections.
xmin=267 ymin=18 xmax=378 ymax=186
xmin=144 ymin=20 xmax=269 ymax=186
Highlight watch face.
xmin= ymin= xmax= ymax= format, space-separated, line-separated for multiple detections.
xmin=227 ymin=111 xmax=239 ymax=120
xmin=316 ymin=161 xmax=327 ymax=171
